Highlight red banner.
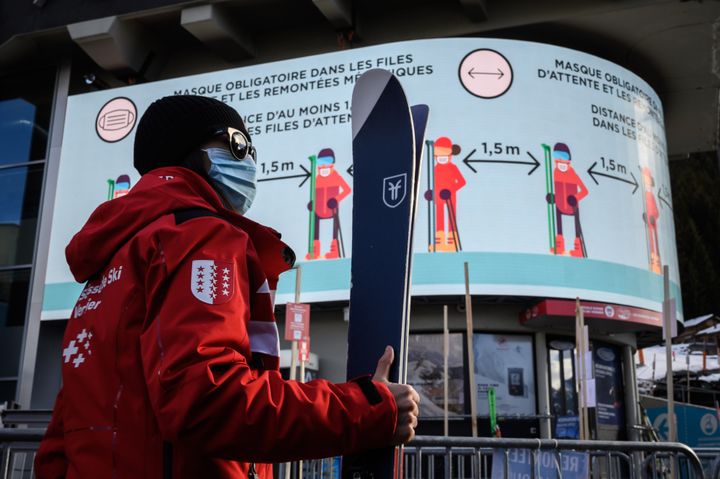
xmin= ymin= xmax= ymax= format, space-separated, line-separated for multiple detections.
xmin=520 ymin=299 xmax=662 ymax=328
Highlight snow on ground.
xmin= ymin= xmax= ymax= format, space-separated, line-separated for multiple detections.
xmin=698 ymin=373 xmax=720 ymax=383
xmin=683 ymin=314 xmax=715 ymax=329
xmin=636 ymin=344 xmax=720 ymax=381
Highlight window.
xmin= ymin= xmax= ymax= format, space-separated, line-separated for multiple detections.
xmin=0 ymin=68 xmax=56 ymax=406
xmin=407 ymin=332 xmax=465 ymax=418
xmin=473 ymin=333 xmax=537 ymax=416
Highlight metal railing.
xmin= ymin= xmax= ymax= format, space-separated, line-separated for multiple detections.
xmin=0 ymin=429 xmax=716 ymax=479
xmin=0 ymin=429 xmax=44 ymax=479
xmin=404 ymin=435 xmax=706 ymax=478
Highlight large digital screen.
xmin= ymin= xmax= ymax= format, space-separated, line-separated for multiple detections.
xmin=42 ymin=38 xmax=681 ymax=320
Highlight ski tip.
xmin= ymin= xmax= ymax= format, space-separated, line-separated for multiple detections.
xmin=410 ymin=104 xmax=429 ymax=116
xmin=351 ymin=69 xmax=399 ymax=140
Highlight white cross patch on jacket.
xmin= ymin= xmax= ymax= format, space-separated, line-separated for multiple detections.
xmin=62 ymin=328 xmax=93 ymax=368
xmin=191 ymin=260 xmax=234 ymax=305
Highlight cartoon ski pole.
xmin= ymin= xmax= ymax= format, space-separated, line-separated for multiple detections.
xmin=306 ymin=155 xmax=318 ymax=259
xmin=441 ymin=192 xmax=463 ymax=252
xmin=333 ymin=208 xmax=346 ymax=258
xmin=107 ymin=179 xmax=115 ymax=201
xmin=425 ymin=139 xmax=435 ymax=252
xmin=542 ymin=144 xmax=556 ymax=253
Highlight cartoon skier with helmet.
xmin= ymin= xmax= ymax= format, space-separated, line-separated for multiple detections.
xmin=424 ymin=136 xmax=466 ymax=252
xmin=640 ymin=166 xmax=662 ymax=273
xmin=544 ymin=142 xmax=589 ymax=257
xmin=305 ymin=148 xmax=351 ymax=260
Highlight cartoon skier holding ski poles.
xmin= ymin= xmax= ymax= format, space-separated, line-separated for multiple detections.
xmin=640 ymin=166 xmax=662 ymax=273
xmin=306 ymin=148 xmax=351 ymax=260
xmin=544 ymin=142 xmax=589 ymax=257
xmin=424 ymin=136 xmax=466 ymax=252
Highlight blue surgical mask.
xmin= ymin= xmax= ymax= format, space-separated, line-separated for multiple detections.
xmin=204 ymin=147 xmax=257 ymax=215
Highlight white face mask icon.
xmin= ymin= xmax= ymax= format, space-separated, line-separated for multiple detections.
xmin=557 ymin=162 xmax=569 ymax=172
xmin=319 ymin=167 xmax=332 ymax=177
xmin=436 ymin=155 xmax=449 ymax=164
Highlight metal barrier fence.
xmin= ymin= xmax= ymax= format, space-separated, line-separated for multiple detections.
xmin=0 ymin=429 xmax=44 ymax=479
xmin=0 ymin=429 xmax=715 ymax=479
xmin=404 ymin=436 xmax=706 ymax=479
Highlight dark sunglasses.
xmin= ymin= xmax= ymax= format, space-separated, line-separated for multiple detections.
xmin=213 ymin=127 xmax=256 ymax=161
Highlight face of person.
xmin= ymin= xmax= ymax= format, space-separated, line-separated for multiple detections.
xmin=643 ymin=172 xmax=653 ymax=188
xmin=319 ymin=165 xmax=333 ymax=177
xmin=434 ymin=145 xmax=452 ymax=164
xmin=556 ymin=159 xmax=570 ymax=172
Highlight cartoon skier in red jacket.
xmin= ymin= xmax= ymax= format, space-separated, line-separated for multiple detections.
xmin=35 ymin=96 xmax=419 ymax=479
xmin=546 ymin=142 xmax=589 ymax=257
xmin=427 ymin=136 xmax=466 ymax=252
xmin=641 ymin=166 xmax=662 ymax=273
xmin=306 ymin=148 xmax=351 ymax=260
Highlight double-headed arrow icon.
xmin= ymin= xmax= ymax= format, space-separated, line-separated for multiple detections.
xmin=587 ymin=162 xmax=638 ymax=194
xmin=468 ymin=68 xmax=505 ymax=79
xmin=462 ymin=149 xmax=540 ymax=175
xmin=258 ymin=164 xmax=312 ymax=187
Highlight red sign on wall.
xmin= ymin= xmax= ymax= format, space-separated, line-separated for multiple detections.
xmin=299 ymin=338 xmax=310 ymax=362
xmin=284 ymin=303 xmax=310 ymax=341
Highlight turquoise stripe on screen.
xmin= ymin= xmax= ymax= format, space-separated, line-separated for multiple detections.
xmin=43 ymin=252 xmax=682 ymax=312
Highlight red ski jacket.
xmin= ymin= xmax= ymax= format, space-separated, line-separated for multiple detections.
xmin=35 ymin=167 xmax=396 ymax=479
xmin=644 ymin=191 xmax=659 ymax=226
xmin=314 ymin=168 xmax=351 ymax=219
xmin=553 ymin=167 xmax=588 ymax=215
xmin=433 ymin=161 xmax=466 ymax=201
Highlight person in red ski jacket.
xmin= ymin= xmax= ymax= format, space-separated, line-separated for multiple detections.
xmin=306 ymin=148 xmax=351 ymax=260
xmin=428 ymin=137 xmax=466 ymax=252
xmin=35 ymin=96 xmax=419 ymax=479
xmin=641 ymin=166 xmax=662 ymax=273
xmin=546 ymin=142 xmax=588 ymax=257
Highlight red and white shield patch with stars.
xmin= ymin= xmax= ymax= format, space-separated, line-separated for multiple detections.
xmin=191 ymin=260 xmax=234 ymax=305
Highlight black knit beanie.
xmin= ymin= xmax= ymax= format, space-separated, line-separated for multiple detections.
xmin=133 ymin=95 xmax=248 ymax=175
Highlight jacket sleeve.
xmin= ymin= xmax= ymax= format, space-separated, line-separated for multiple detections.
xmin=571 ymin=168 xmax=589 ymax=202
xmin=35 ymin=388 xmax=68 ymax=479
xmin=331 ymin=169 xmax=352 ymax=204
xmin=451 ymin=163 xmax=466 ymax=190
xmin=140 ymin=217 xmax=397 ymax=462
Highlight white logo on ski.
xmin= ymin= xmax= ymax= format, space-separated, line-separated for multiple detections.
xmin=382 ymin=173 xmax=407 ymax=208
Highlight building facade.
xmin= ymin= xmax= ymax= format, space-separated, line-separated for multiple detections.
xmin=1 ymin=0 xmax=719 ymax=442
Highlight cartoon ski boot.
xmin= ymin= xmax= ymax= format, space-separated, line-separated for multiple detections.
xmin=324 ymin=239 xmax=340 ymax=259
xmin=305 ymin=240 xmax=321 ymax=260
xmin=447 ymin=231 xmax=458 ymax=252
xmin=650 ymin=252 xmax=662 ymax=273
xmin=570 ymin=237 xmax=584 ymax=257
xmin=552 ymin=234 xmax=565 ymax=255
xmin=435 ymin=231 xmax=451 ymax=252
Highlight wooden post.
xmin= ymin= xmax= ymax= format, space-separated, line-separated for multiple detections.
xmin=443 ymin=305 xmax=449 ymax=436
xmin=686 ymin=352 xmax=691 ymax=404
xmin=286 ymin=266 xmax=302 ymax=479
xmin=652 ymin=354 xmax=657 ymax=381
xmin=663 ymin=265 xmax=675 ymax=442
xmin=575 ymin=298 xmax=589 ymax=440
xmin=663 ymin=265 xmax=676 ymax=478
xmin=464 ymin=263 xmax=478 ymax=437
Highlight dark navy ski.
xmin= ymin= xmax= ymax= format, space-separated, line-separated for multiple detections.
xmin=343 ymin=69 xmax=428 ymax=479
